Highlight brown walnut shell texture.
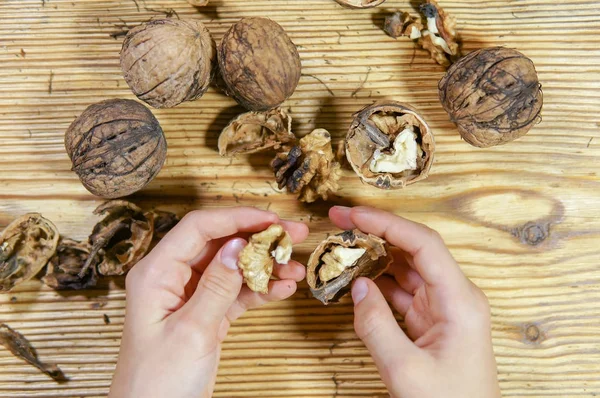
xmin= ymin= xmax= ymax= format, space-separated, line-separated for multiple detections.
xmin=307 ymin=230 xmax=392 ymax=305
xmin=0 ymin=214 xmax=59 ymax=292
xmin=345 ymin=100 xmax=435 ymax=189
xmin=439 ymin=47 xmax=543 ymax=147
xmin=42 ymin=239 xmax=98 ymax=291
xmin=65 ymin=99 xmax=167 ymax=199
xmin=334 ymin=0 xmax=387 ymax=8
xmin=218 ymin=108 xmax=295 ymax=156
xmin=121 ymin=19 xmax=216 ymax=109
xmin=218 ymin=17 xmax=301 ymax=111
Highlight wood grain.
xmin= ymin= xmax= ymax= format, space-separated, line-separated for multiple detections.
xmin=1 ymin=0 xmax=599 ymax=396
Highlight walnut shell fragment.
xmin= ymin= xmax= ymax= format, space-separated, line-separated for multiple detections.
xmin=345 ymin=100 xmax=435 ymax=189
xmin=384 ymin=11 xmax=423 ymax=39
xmin=218 ymin=17 xmax=301 ymax=111
xmin=81 ymin=200 xmax=154 ymax=277
xmin=42 ymin=239 xmax=98 ymax=290
xmin=150 ymin=210 xmax=180 ymax=239
xmin=439 ymin=47 xmax=543 ymax=147
xmin=307 ymin=230 xmax=392 ymax=305
xmin=238 ymin=224 xmax=293 ymax=294
xmin=0 ymin=214 xmax=59 ymax=292
xmin=271 ymin=128 xmax=342 ymax=203
xmin=120 ymin=19 xmax=216 ymax=108
xmin=334 ymin=0 xmax=386 ymax=8
xmin=65 ymin=99 xmax=167 ymax=199
xmin=418 ymin=0 xmax=460 ymax=67
xmin=218 ymin=108 xmax=295 ymax=156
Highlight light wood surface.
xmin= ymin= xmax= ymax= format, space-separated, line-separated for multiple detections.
xmin=1 ymin=0 xmax=599 ymax=396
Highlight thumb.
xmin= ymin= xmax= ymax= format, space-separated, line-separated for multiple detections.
xmin=182 ymin=238 xmax=246 ymax=333
xmin=352 ymin=278 xmax=418 ymax=378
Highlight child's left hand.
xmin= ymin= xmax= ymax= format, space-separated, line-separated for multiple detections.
xmin=108 ymin=207 xmax=309 ymax=398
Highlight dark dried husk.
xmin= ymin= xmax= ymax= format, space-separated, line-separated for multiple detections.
xmin=439 ymin=47 xmax=543 ymax=147
xmin=65 ymin=99 xmax=167 ymax=199
xmin=307 ymin=230 xmax=392 ymax=305
xmin=42 ymin=238 xmax=98 ymax=290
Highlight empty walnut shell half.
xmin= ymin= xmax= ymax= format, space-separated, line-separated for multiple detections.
xmin=238 ymin=224 xmax=293 ymax=294
xmin=218 ymin=108 xmax=295 ymax=156
xmin=334 ymin=0 xmax=387 ymax=8
xmin=307 ymin=230 xmax=392 ymax=305
xmin=42 ymin=239 xmax=98 ymax=290
xmin=439 ymin=47 xmax=543 ymax=147
xmin=345 ymin=100 xmax=435 ymax=189
xmin=120 ymin=19 xmax=216 ymax=109
xmin=218 ymin=17 xmax=301 ymax=111
xmin=0 ymin=214 xmax=59 ymax=292
xmin=65 ymin=99 xmax=167 ymax=199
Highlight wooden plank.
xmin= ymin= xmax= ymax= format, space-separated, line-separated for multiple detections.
xmin=0 ymin=0 xmax=599 ymax=396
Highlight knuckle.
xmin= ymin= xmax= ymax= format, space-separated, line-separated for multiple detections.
xmin=200 ymin=271 xmax=234 ymax=301
xmin=354 ymin=307 xmax=389 ymax=342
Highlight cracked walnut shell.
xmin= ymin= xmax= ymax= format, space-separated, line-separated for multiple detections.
xmin=42 ymin=239 xmax=98 ymax=291
xmin=65 ymin=99 xmax=167 ymax=199
xmin=0 ymin=214 xmax=59 ymax=292
xmin=345 ymin=101 xmax=435 ymax=189
xmin=307 ymin=230 xmax=392 ymax=305
xmin=334 ymin=0 xmax=386 ymax=8
xmin=439 ymin=47 xmax=543 ymax=147
xmin=271 ymin=128 xmax=342 ymax=203
xmin=218 ymin=17 xmax=301 ymax=111
xmin=218 ymin=108 xmax=295 ymax=156
xmin=238 ymin=225 xmax=293 ymax=294
xmin=121 ymin=19 xmax=216 ymax=108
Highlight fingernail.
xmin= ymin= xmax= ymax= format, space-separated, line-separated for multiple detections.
xmin=352 ymin=278 xmax=368 ymax=304
xmin=221 ymin=238 xmax=246 ymax=270
xmin=333 ymin=205 xmax=351 ymax=214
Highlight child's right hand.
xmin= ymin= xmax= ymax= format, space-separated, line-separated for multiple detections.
xmin=330 ymin=206 xmax=502 ymax=398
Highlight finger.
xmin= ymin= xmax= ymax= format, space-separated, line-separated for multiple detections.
xmin=226 ymin=280 xmax=298 ymax=322
xmin=178 ymin=238 xmax=246 ymax=331
xmin=375 ymin=276 xmax=413 ymax=316
xmin=349 ymin=207 xmax=466 ymax=290
xmin=279 ymin=220 xmax=310 ymax=244
xmin=387 ymin=248 xmax=425 ymax=295
xmin=153 ymin=207 xmax=279 ymax=264
xmin=273 ymin=260 xmax=306 ymax=282
xmin=329 ymin=206 xmax=355 ymax=230
xmin=351 ymin=278 xmax=418 ymax=373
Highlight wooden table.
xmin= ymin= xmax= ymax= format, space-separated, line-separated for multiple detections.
xmin=1 ymin=0 xmax=599 ymax=396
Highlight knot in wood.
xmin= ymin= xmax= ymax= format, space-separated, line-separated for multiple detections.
xmin=524 ymin=324 xmax=544 ymax=344
xmin=516 ymin=222 xmax=549 ymax=246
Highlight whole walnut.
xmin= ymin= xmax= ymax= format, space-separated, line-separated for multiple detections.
xmin=120 ymin=19 xmax=216 ymax=109
xmin=218 ymin=17 xmax=301 ymax=111
xmin=439 ymin=47 xmax=543 ymax=147
xmin=65 ymin=99 xmax=167 ymax=198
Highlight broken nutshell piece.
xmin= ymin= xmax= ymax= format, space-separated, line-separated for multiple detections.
xmin=334 ymin=0 xmax=387 ymax=8
xmin=384 ymin=11 xmax=423 ymax=39
xmin=0 ymin=214 xmax=59 ymax=292
xmin=307 ymin=230 xmax=392 ymax=305
xmin=271 ymin=128 xmax=342 ymax=203
xmin=218 ymin=108 xmax=295 ymax=156
xmin=80 ymin=200 xmax=154 ymax=277
xmin=218 ymin=17 xmax=301 ymax=111
xmin=120 ymin=19 xmax=216 ymax=108
xmin=345 ymin=100 xmax=435 ymax=189
xmin=42 ymin=239 xmax=98 ymax=290
xmin=65 ymin=99 xmax=167 ymax=199
xmin=150 ymin=210 xmax=180 ymax=239
xmin=238 ymin=224 xmax=293 ymax=294
xmin=439 ymin=47 xmax=543 ymax=147
xmin=418 ymin=0 xmax=460 ymax=67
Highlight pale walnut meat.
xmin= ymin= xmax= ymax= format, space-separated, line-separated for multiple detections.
xmin=334 ymin=0 xmax=387 ymax=8
xmin=218 ymin=108 xmax=295 ymax=156
xmin=384 ymin=11 xmax=423 ymax=39
xmin=418 ymin=0 xmax=460 ymax=67
xmin=271 ymin=129 xmax=342 ymax=203
xmin=0 ymin=214 xmax=59 ymax=292
xmin=307 ymin=230 xmax=392 ymax=305
xmin=345 ymin=101 xmax=435 ymax=190
xmin=238 ymin=225 xmax=293 ymax=294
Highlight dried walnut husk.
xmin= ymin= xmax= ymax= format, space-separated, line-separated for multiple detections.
xmin=271 ymin=128 xmax=342 ymax=203
xmin=81 ymin=200 xmax=154 ymax=277
xmin=65 ymin=99 xmax=167 ymax=199
xmin=121 ymin=19 xmax=216 ymax=108
xmin=218 ymin=17 xmax=301 ymax=111
xmin=345 ymin=101 xmax=435 ymax=189
xmin=334 ymin=0 xmax=386 ymax=8
xmin=307 ymin=230 xmax=392 ymax=305
xmin=238 ymin=225 xmax=293 ymax=294
xmin=218 ymin=108 xmax=295 ymax=156
xmin=0 ymin=214 xmax=59 ymax=292
xmin=439 ymin=47 xmax=543 ymax=147
xmin=42 ymin=239 xmax=98 ymax=290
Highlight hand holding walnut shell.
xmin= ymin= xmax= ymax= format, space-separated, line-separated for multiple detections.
xmin=329 ymin=206 xmax=501 ymax=398
xmin=109 ymin=207 xmax=308 ymax=398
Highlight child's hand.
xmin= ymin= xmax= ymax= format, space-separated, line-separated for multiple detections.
xmin=330 ymin=206 xmax=501 ymax=398
xmin=108 ymin=207 xmax=309 ymax=398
